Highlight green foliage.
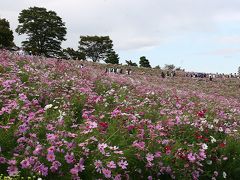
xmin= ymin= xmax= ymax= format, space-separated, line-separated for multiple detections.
xmin=105 ymin=51 xmax=119 ymax=64
xmin=125 ymin=60 xmax=138 ymax=67
xmin=78 ymin=36 xmax=114 ymax=62
xmin=19 ymin=72 xmax=29 ymax=83
xmin=0 ymin=65 xmax=5 ymax=74
xmin=0 ymin=125 xmax=17 ymax=159
xmin=16 ymin=7 xmax=67 ymax=57
xmin=0 ymin=174 xmax=37 ymax=180
xmin=139 ymin=56 xmax=151 ymax=68
xmin=217 ymin=137 xmax=240 ymax=179
xmin=71 ymin=94 xmax=87 ymax=124
xmin=0 ymin=18 xmax=14 ymax=49
xmin=164 ymin=64 xmax=175 ymax=70
xmin=62 ymin=47 xmax=86 ymax=60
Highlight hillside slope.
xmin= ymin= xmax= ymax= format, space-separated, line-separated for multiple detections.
xmin=0 ymin=50 xmax=240 ymax=179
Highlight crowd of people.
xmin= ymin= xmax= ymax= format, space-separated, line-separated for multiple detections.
xmin=105 ymin=67 xmax=132 ymax=75
xmin=186 ymin=72 xmax=239 ymax=80
xmin=104 ymin=66 xmax=239 ymax=82
xmin=5 ymin=49 xmax=240 ymax=81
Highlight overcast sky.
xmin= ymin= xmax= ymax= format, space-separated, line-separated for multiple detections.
xmin=1 ymin=0 xmax=240 ymax=73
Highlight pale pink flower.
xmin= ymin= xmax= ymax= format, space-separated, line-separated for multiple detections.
xmin=118 ymin=160 xmax=128 ymax=169
xmin=102 ymin=168 xmax=111 ymax=178
xmin=187 ymin=153 xmax=196 ymax=163
xmin=107 ymin=161 xmax=116 ymax=169
xmin=7 ymin=166 xmax=18 ymax=176
xmin=65 ymin=152 xmax=75 ymax=164
xmin=47 ymin=152 xmax=55 ymax=162
xmin=94 ymin=160 xmax=102 ymax=173
xmin=146 ymin=153 xmax=154 ymax=162
xmin=98 ymin=143 xmax=108 ymax=154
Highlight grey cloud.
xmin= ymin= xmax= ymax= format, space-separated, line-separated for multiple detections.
xmin=1 ymin=0 xmax=240 ymax=50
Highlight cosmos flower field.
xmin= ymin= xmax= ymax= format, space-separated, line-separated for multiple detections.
xmin=0 ymin=50 xmax=240 ymax=179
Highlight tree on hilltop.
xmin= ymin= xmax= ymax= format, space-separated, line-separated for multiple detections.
xmin=78 ymin=36 xmax=115 ymax=62
xmin=105 ymin=51 xmax=119 ymax=64
xmin=126 ymin=60 xmax=138 ymax=67
xmin=139 ymin=56 xmax=151 ymax=68
xmin=0 ymin=18 xmax=14 ymax=48
xmin=164 ymin=64 xmax=175 ymax=70
xmin=62 ymin=48 xmax=86 ymax=60
xmin=16 ymin=7 xmax=67 ymax=57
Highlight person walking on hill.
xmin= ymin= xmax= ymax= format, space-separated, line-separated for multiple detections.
xmin=161 ymin=72 xmax=165 ymax=78
xmin=209 ymin=75 xmax=213 ymax=81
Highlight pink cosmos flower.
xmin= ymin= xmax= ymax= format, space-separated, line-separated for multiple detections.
xmin=94 ymin=160 xmax=102 ymax=173
xmin=77 ymin=158 xmax=85 ymax=172
xmin=192 ymin=170 xmax=200 ymax=180
xmin=98 ymin=143 xmax=108 ymax=154
xmin=70 ymin=166 xmax=79 ymax=176
xmin=0 ymin=157 xmax=6 ymax=164
xmin=33 ymin=144 xmax=43 ymax=155
xmin=187 ymin=153 xmax=196 ymax=162
xmin=155 ymin=151 xmax=162 ymax=158
xmin=111 ymin=108 xmax=121 ymax=117
xmin=199 ymin=150 xmax=206 ymax=159
xmin=102 ymin=168 xmax=112 ymax=178
xmin=132 ymin=141 xmax=145 ymax=150
xmin=18 ymin=124 xmax=29 ymax=133
xmin=114 ymin=174 xmax=121 ymax=180
xmin=65 ymin=152 xmax=75 ymax=164
xmin=8 ymin=160 xmax=17 ymax=166
xmin=148 ymin=176 xmax=153 ymax=180
xmin=50 ymin=161 xmax=61 ymax=172
xmin=107 ymin=161 xmax=116 ymax=169
xmin=146 ymin=153 xmax=154 ymax=162
xmin=47 ymin=146 xmax=55 ymax=152
xmin=19 ymin=93 xmax=27 ymax=101
xmin=46 ymin=133 xmax=57 ymax=141
xmin=21 ymin=159 xmax=30 ymax=169
xmin=47 ymin=152 xmax=56 ymax=162
xmin=86 ymin=121 xmax=98 ymax=129
xmin=7 ymin=165 xmax=18 ymax=176
xmin=117 ymin=160 xmax=128 ymax=169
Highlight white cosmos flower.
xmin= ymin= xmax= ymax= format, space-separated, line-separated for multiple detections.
xmin=219 ymin=127 xmax=224 ymax=132
xmin=223 ymin=172 xmax=227 ymax=179
xmin=210 ymin=136 xmax=216 ymax=143
xmin=202 ymin=143 xmax=208 ymax=150
xmin=208 ymin=124 xmax=213 ymax=129
xmin=213 ymin=119 xmax=219 ymax=124
xmin=207 ymin=160 xmax=212 ymax=165
xmin=44 ymin=104 xmax=53 ymax=110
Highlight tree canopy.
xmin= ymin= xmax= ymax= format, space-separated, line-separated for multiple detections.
xmin=78 ymin=36 xmax=114 ymax=62
xmin=126 ymin=60 xmax=138 ymax=67
xmin=62 ymin=48 xmax=86 ymax=60
xmin=139 ymin=56 xmax=151 ymax=68
xmin=16 ymin=7 xmax=67 ymax=57
xmin=105 ymin=51 xmax=119 ymax=64
xmin=164 ymin=64 xmax=175 ymax=70
xmin=0 ymin=18 xmax=14 ymax=48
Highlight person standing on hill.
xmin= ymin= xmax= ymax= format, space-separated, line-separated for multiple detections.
xmin=161 ymin=72 xmax=165 ymax=78
xmin=126 ymin=68 xmax=131 ymax=75
xmin=209 ymin=74 xmax=213 ymax=81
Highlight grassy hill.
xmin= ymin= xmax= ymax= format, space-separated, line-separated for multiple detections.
xmin=0 ymin=50 xmax=240 ymax=179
